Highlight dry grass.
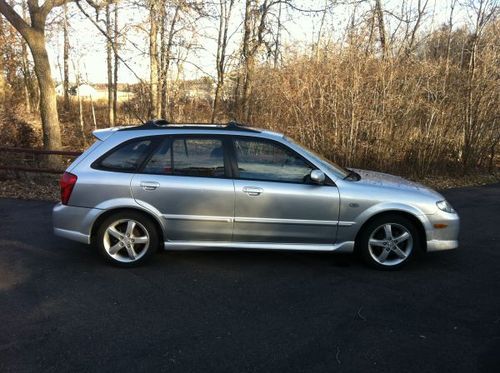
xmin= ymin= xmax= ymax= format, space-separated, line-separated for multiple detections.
xmin=0 ymin=16 xmax=498 ymax=195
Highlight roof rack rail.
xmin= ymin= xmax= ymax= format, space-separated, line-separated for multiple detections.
xmin=143 ymin=119 xmax=170 ymax=128
xmin=119 ymin=119 xmax=260 ymax=133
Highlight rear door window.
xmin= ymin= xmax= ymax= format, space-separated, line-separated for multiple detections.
xmin=143 ymin=136 xmax=226 ymax=178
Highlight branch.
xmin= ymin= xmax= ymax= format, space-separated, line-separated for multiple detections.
xmin=0 ymin=0 xmax=32 ymax=40
xmin=75 ymin=0 xmax=145 ymax=84
xmin=269 ymin=0 xmax=333 ymax=13
xmin=40 ymin=0 xmax=75 ymax=19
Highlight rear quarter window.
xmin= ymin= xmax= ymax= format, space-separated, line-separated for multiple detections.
xmin=95 ymin=139 xmax=154 ymax=172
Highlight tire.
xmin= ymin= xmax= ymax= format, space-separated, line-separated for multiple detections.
xmin=357 ymin=214 xmax=421 ymax=270
xmin=95 ymin=211 xmax=160 ymax=267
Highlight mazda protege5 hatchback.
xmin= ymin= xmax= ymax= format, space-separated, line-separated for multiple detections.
xmin=53 ymin=120 xmax=459 ymax=270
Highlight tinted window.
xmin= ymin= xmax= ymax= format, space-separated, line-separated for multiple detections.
xmin=234 ymin=138 xmax=313 ymax=183
xmin=143 ymin=137 xmax=225 ymax=178
xmin=142 ymin=138 xmax=172 ymax=174
xmin=99 ymin=139 xmax=153 ymax=171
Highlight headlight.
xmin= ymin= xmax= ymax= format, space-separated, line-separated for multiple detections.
xmin=436 ymin=200 xmax=455 ymax=213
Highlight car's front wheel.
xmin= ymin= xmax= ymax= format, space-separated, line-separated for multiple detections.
xmin=96 ymin=211 xmax=159 ymax=267
xmin=358 ymin=214 xmax=420 ymax=270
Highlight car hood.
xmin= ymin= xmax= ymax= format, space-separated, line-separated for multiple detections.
xmin=350 ymin=168 xmax=444 ymax=199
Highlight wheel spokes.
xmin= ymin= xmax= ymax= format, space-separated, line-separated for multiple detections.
xmin=383 ymin=224 xmax=393 ymax=240
xmin=392 ymin=245 xmax=407 ymax=259
xmin=369 ymin=239 xmax=386 ymax=247
xmin=377 ymin=248 xmax=391 ymax=262
xmin=133 ymin=236 xmax=148 ymax=244
xmin=125 ymin=244 xmax=137 ymax=259
xmin=393 ymin=231 xmax=410 ymax=244
xmin=108 ymin=242 xmax=123 ymax=255
xmin=126 ymin=221 xmax=136 ymax=237
xmin=107 ymin=226 xmax=123 ymax=240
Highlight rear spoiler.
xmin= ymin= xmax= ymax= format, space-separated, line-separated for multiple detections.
xmin=92 ymin=127 xmax=121 ymax=141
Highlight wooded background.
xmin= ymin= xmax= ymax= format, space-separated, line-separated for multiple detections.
xmin=0 ymin=0 xmax=498 ymax=178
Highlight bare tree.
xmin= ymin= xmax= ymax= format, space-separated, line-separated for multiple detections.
xmin=159 ymin=1 xmax=180 ymax=119
xmin=113 ymin=0 xmax=118 ymax=123
xmin=374 ymin=0 xmax=387 ymax=58
xmin=443 ymin=0 xmax=457 ymax=92
xmin=241 ymin=0 xmax=277 ymax=121
xmin=63 ymin=1 xmax=70 ymax=111
xmin=148 ymin=0 xmax=159 ymax=118
xmin=0 ymin=12 xmax=6 ymax=103
xmin=0 ymin=0 xmax=67 ymax=157
xmin=212 ymin=0 xmax=234 ymax=122
xmin=406 ymin=0 xmax=429 ymax=54
xmin=105 ymin=0 xmax=114 ymax=125
xmin=462 ymin=0 xmax=497 ymax=169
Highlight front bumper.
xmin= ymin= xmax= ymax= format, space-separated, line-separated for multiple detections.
xmin=53 ymin=203 xmax=102 ymax=244
xmin=424 ymin=210 xmax=460 ymax=252
xmin=426 ymin=239 xmax=458 ymax=251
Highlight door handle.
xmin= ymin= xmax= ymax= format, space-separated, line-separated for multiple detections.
xmin=140 ymin=181 xmax=160 ymax=191
xmin=242 ymin=186 xmax=264 ymax=196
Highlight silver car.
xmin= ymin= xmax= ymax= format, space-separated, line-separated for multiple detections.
xmin=53 ymin=120 xmax=459 ymax=269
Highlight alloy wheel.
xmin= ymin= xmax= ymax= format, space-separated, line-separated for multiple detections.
xmin=368 ymin=223 xmax=413 ymax=266
xmin=103 ymin=219 xmax=150 ymax=263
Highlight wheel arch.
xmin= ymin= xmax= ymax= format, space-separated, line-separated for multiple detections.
xmin=354 ymin=210 xmax=427 ymax=252
xmin=90 ymin=207 xmax=165 ymax=246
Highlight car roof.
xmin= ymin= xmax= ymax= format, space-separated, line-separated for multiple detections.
xmin=93 ymin=120 xmax=284 ymax=141
xmin=119 ymin=120 xmax=259 ymax=132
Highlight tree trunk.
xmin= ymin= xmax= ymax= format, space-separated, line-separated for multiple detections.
xmin=158 ymin=1 xmax=165 ymax=118
xmin=241 ymin=0 xmax=252 ymax=121
xmin=106 ymin=1 xmax=114 ymax=126
xmin=160 ymin=4 xmax=179 ymax=120
xmin=149 ymin=1 xmax=158 ymax=118
xmin=0 ymin=16 xmax=5 ymax=103
xmin=212 ymin=0 xmax=233 ymax=123
xmin=242 ymin=54 xmax=255 ymax=122
xmin=0 ymin=68 xmax=5 ymax=104
xmin=113 ymin=1 xmax=118 ymax=124
xmin=274 ymin=1 xmax=282 ymax=67
xmin=63 ymin=3 xmax=70 ymax=111
xmin=29 ymin=31 xmax=62 ymax=155
xmin=374 ymin=0 xmax=387 ymax=59
xmin=21 ymin=1 xmax=32 ymax=112
xmin=0 ymin=0 xmax=64 ymax=164
xmin=76 ymin=74 xmax=84 ymax=145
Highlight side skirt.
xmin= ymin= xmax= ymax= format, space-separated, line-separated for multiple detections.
xmin=163 ymin=241 xmax=355 ymax=253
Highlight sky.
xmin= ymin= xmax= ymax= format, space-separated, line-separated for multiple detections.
xmin=42 ymin=0 xmax=463 ymax=85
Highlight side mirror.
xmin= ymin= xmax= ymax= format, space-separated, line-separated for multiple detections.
xmin=310 ymin=169 xmax=325 ymax=184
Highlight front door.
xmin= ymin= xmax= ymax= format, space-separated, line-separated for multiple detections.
xmin=231 ymin=137 xmax=340 ymax=243
xmin=131 ymin=135 xmax=234 ymax=241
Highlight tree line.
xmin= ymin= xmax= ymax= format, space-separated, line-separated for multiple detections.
xmin=0 ymin=0 xmax=498 ymax=176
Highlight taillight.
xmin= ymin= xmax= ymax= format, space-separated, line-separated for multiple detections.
xmin=60 ymin=172 xmax=78 ymax=205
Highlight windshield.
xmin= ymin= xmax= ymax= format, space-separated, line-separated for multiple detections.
xmin=284 ymin=136 xmax=350 ymax=178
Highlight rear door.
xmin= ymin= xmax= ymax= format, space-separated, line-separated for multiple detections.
xmin=231 ymin=136 xmax=340 ymax=244
xmin=131 ymin=135 xmax=235 ymax=241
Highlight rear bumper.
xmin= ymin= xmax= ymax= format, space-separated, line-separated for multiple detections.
xmin=54 ymin=227 xmax=90 ymax=244
xmin=53 ymin=203 xmax=102 ymax=244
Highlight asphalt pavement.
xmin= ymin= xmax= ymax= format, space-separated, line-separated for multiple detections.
xmin=0 ymin=183 xmax=499 ymax=372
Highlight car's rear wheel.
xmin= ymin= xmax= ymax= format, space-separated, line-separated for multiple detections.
xmin=96 ymin=211 xmax=159 ymax=267
xmin=358 ymin=214 xmax=420 ymax=270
